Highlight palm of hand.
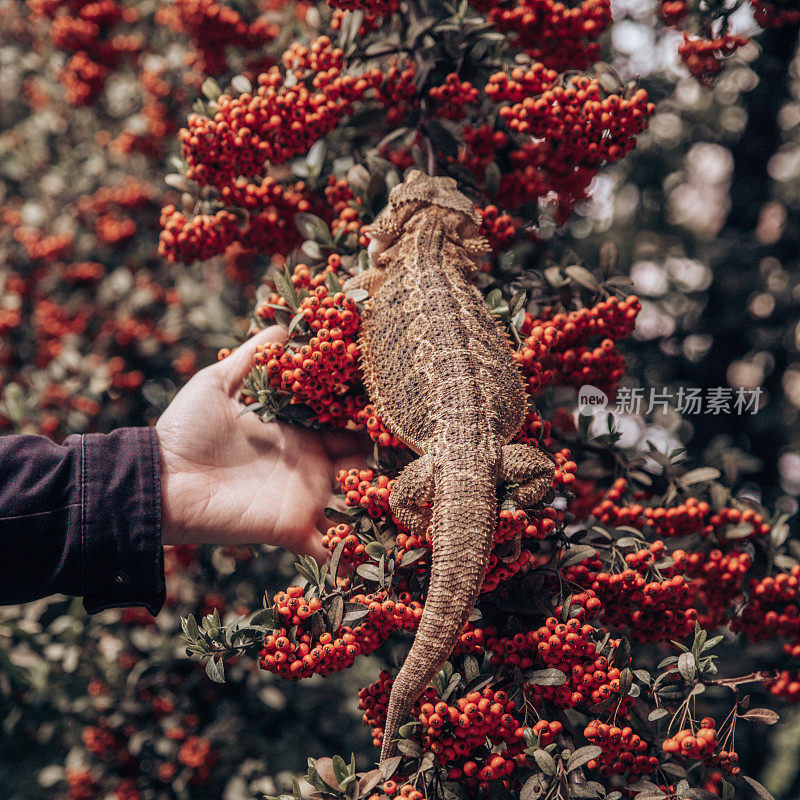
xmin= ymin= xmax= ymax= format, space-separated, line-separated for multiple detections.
xmin=156 ymin=328 xmax=365 ymax=560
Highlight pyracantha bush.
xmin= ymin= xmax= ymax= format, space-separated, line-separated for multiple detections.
xmin=3 ymin=0 xmax=800 ymax=799
xmin=147 ymin=4 xmax=800 ymax=800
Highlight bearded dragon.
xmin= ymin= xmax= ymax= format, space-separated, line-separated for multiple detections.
xmin=344 ymin=170 xmax=555 ymax=761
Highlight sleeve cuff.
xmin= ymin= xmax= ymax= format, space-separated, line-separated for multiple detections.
xmin=81 ymin=427 xmax=166 ymax=616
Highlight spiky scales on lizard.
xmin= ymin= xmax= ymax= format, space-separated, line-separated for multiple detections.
xmin=343 ymin=170 xmax=556 ymax=762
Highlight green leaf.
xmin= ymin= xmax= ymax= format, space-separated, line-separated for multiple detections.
xmin=230 ymin=74 xmax=252 ymax=94
xmin=566 ymin=746 xmax=602 ymax=771
xmin=559 ymin=546 xmax=597 ymax=569
xmin=680 ymin=467 xmax=721 ymax=485
xmin=485 ymin=288 xmax=503 ymax=309
xmin=205 ymin=656 xmax=225 ymax=683
xmin=484 ymin=161 xmax=501 ymax=198
xmin=740 ymin=708 xmax=779 ymax=724
xmin=201 ymin=78 xmax=221 ymax=101
xmin=426 ymin=119 xmax=460 ymax=158
xmin=725 ymin=523 xmax=755 ymax=540
xmin=720 ymin=779 xmax=735 ymax=800
xmin=677 ymin=651 xmax=697 ymax=682
xmin=463 ymin=655 xmax=480 ymax=682
xmin=520 ymin=776 xmax=543 ymax=800
xmin=287 ymin=312 xmax=305 ymax=337
xmin=184 ymin=614 xmax=200 ymax=641
xmin=619 ymin=667 xmax=634 ymax=697
xmin=742 ymin=777 xmax=776 ymax=800
xmin=273 ymin=268 xmax=299 ymax=312
xmin=365 ymin=541 xmax=387 ymax=560
xmin=325 ymin=506 xmax=359 ymax=524
xmin=532 ymin=749 xmax=556 ymax=776
xmin=341 ymin=602 xmax=369 ymax=628
xmin=295 ymin=212 xmax=332 ymax=244
xmin=356 ymin=563 xmax=384 ymax=584
xmin=399 ymin=547 xmax=428 ymax=567
xmin=398 ymin=721 xmax=420 ymax=738
xmin=238 ymin=402 xmax=262 ymax=418
xmin=527 ymin=668 xmax=567 ymax=686
xmin=564 ymin=265 xmax=600 ymax=292
xmin=396 ymin=740 xmax=421 ymax=758
xmin=327 ymin=595 xmax=344 ymax=633
xmin=378 ymin=756 xmax=402 ymax=780
xmin=358 ymin=770 xmax=384 ymax=797
xmin=345 ymin=288 xmax=369 ymax=303
xmin=330 ymin=537 xmax=348 ymax=581
xmin=332 ymin=755 xmax=349 ymax=786
xmin=441 ymin=671 xmax=462 ymax=701
xmin=250 ymin=607 xmax=277 ymax=629
xmin=648 ymin=708 xmax=669 ymax=721
xmin=613 ymin=637 xmax=631 ymax=668
xmin=325 ymin=271 xmax=343 ymax=294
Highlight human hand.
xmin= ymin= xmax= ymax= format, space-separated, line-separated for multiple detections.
xmin=155 ymin=326 xmax=370 ymax=561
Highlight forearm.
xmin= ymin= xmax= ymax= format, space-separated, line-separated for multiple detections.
xmin=0 ymin=428 xmax=166 ymax=615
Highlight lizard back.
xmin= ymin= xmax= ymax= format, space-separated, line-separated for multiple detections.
xmin=358 ymin=210 xmax=528 ymax=455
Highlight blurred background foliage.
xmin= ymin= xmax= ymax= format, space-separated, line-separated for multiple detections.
xmin=1 ymin=0 xmax=800 ymax=797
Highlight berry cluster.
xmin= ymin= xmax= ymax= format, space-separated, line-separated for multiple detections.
xmin=337 ymin=468 xmax=394 ymax=518
xmin=751 ymin=0 xmax=800 ymax=27
xmin=155 ymin=0 xmax=278 ymax=76
xmin=732 ymin=566 xmax=800 ymax=642
xmin=477 ymin=0 xmax=612 ymax=72
xmin=591 ymin=478 xmax=769 ymax=541
xmin=28 ymin=0 xmax=141 ymax=104
xmin=159 ymin=178 xmax=313 ymax=263
xmin=248 ymin=286 xmax=362 ymax=423
xmin=254 ymin=255 xmax=344 ymax=324
xmin=672 ymin=548 xmax=751 ymax=629
xmin=662 ymin=718 xmax=739 ymax=774
xmin=493 ymin=77 xmax=653 ymax=221
xmin=321 ymin=523 xmax=369 ymax=566
xmin=259 ymin=587 xmax=423 ymax=679
xmin=177 ymin=42 xmax=382 ymax=192
xmin=360 ymin=672 xmax=543 ymax=788
xmin=678 ymin=34 xmax=749 ymax=85
xmin=583 ymin=720 xmax=658 ymax=777
xmin=564 ymin=543 xmax=699 ymax=642
xmin=429 ymin=74 xmax=480 ymax=120
xmin=520 ymin=296 xmax=641 ymax=397
xmin=767 ymin=670 xmax=800 ymax=702
xmin=327 ymin=0 xmax=399 ymax=13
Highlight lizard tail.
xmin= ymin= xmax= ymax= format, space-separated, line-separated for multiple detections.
xmin=380 ymin=460 xmax=497 ymax=762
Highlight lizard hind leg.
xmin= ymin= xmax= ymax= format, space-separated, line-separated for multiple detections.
xmin=498 ymin=444 xmax=555 ymax=562
xmin=389 ymin=453 xmax=434 ymax=538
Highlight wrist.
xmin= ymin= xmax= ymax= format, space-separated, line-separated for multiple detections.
xmin=155 ymin=426 xmax=187 ymax=546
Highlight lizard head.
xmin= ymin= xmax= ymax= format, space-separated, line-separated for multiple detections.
xmin=365 ymin=170 xmax=487 ymax=266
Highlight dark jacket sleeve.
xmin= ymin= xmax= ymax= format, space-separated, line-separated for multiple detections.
xmin=0 ymin=427 xmax=165 ymax=615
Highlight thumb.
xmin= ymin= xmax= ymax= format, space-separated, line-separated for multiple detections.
xmin=215 ymin=325 xmax=288 ymax=396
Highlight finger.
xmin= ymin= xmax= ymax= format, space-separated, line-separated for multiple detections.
xmin=215 ymin=326 xmax=288 ymax=397
xmin=316 ymin=511 xmax=334 ymax=536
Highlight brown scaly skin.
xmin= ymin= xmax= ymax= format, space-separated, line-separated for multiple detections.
xmin=345 ymin=170 xmax=555 ymax=762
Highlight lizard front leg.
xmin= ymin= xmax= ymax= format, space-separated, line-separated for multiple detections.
xmin=498 ymin=444 xmax=555 ymax=561
xmin=389 ymin=453 xmax=434 ymax=538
